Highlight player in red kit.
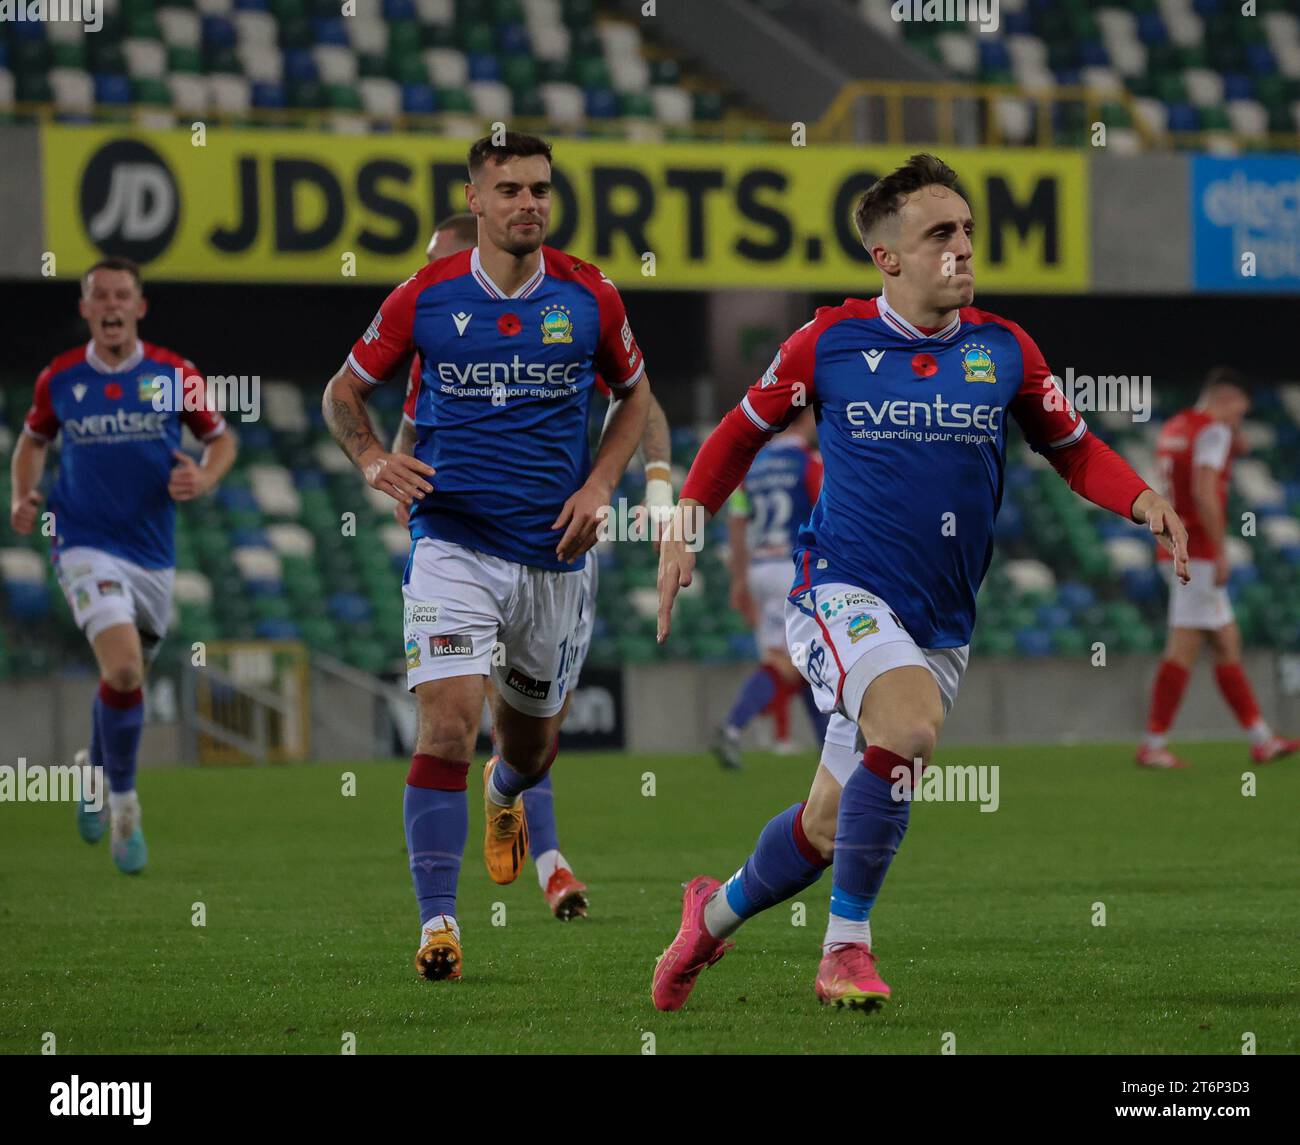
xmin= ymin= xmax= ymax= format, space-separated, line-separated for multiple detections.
xmin=1139 ymin=368 xmax=1299 ymax=768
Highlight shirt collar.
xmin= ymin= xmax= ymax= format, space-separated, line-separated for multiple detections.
xmin=471 ymin=247 xmax=546 ymax=300
xmin=86 ymin=339 xmax=145 ymax=375
xmin=876 ymin=292 xmax=962 ymax=342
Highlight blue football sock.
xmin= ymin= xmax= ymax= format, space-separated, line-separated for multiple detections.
xmin=489 ymin=749 xmax=553 ymax=803
xmin=522 ymin=771 xmax=560 ymax=857
xmin=800 ymin=684 xmax=830 ymax=744
xmin=828 ymin=748 xmax=912 ymax=925
xmin=404 ymin=755 xmax=469 ymax=924
xmin=97 ymin=683 xmax=144 ymax=795
xmin=725 ymin=666 xmax=779 ymax=732
xmin=707 ymin=803 xmax=829 ymax=938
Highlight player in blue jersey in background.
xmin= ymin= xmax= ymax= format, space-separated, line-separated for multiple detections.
xmin=652 ymin=154 xmax=1190 ymax=1011
xmin=387 ymin=214 xmax=675 ymax=921
xmin=323 ymin=133 xmax=653 ymax=981
xmin=10 ymin=258 xmax=237 ymax=874
xmin=715 ymin=408 xmax=827 ymax=769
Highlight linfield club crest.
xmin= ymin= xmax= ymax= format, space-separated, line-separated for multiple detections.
xmin=540 ymin=305 xmax=574 ymax=344
xmin=961 ymin=342 xmax=996 ymax=384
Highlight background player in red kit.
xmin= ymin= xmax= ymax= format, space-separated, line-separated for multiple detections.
xmin=1139 ymin=368 xmax=1299 ymax=768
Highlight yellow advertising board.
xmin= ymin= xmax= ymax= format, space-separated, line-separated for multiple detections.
xmin=43 ymin=125 xmax=1088 ymax=291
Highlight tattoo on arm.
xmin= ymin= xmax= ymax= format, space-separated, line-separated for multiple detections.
xmin=327 ymin=395 xmax=379 ymax=463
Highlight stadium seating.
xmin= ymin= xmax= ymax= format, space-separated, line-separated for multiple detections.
xmin=850 ymin=0 xmax=1300 ymax=151
xmin=0 ymin=0 xmax=747 ymax=138
xmin=5 ymin=376 xmax=1300 ymax=680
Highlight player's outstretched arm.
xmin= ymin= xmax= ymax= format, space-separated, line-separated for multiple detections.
xmin=553 ymin=376 xmax=651 ymax=563
xmin=9 ymin=432 xmax=47 ymax=535
xmin=323 ymin=362 xmax=434 ymax=507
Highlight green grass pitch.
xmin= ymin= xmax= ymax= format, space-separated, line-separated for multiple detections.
xmin=1 ymin=743 xmax=1296 ymax=1055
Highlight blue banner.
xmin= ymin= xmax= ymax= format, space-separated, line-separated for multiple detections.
xmin=1192 ymin=156 xmax=1300 ymax=292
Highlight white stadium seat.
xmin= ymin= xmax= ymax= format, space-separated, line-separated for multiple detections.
xmin=542 ymin=82 xmax=588 ymax=125
xmin=174 ymin=571 xmax=214 ymax=607
xmin=470 ymin=82 xmax=513 ymax=121
xmin=233 ymin=547 xmax=283 ymax=584
xmin=249 ymin=466 xmax=302 ymax=519
xmin=0 ymin=548 xmax=45 ymax=585
xmin=416 ymin=0 xmax=455 ymax=25
xmin=168 ymin=74 xmax=211 ymax=116
xmin=232 ymin=12 xmax=277 ymax=49
xmin=424 ymin=48 xmax=468 ymax=89
xmin=1105 ymin=538 xmax=1153 ymax=572
xmin=158 ymin=9 xmax=202 ymax=50
xmin=347 ymin=17 xmax=389 ymax=57
xmin=1184 ymin=67 xmax=1224 ymax=108
xmin=265 ymin=524 xmax=316 ymax=559
xmin=123 ymin=39 xmax=167 ymax=79
xmin=49 ymin=69 xmax=94 ymax=116
xmin=238 ymin=44 xmax=283 ymax=84
xmin=649 ymin=85 xmax=692 ymax=125
xmin=359 ymin=78 xmax=402 ymax=121
xmin=313 ymin=46 xmax=359 ymax=86
xmin=208 ymin=75 xmax=251 ymax=115
xmin=1004 ymin=559 xmax=1057 ymax=593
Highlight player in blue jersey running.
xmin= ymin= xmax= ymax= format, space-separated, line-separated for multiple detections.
xmin=10 ymin=258 xmax=237 ymax=874
xmin=715 ymin=408 xmax=827 ymax=769
xmin=323 ymin=133 xmax=654 ymax=981
xmin=387 ymin=213 xmax=675 ymax=921
xmin=652 ymin=154 xmax=1190 ymax=1010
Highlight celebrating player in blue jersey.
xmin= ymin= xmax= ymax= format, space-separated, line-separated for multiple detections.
xmin=652 ymin=154 xmax=1190 ymax=1011
xmin=715 ymin=408 xmax=826 ymax=769
xmin=323 ymin=133 xmax=653 ymax=981
xmin=387 ymin=213 xmax=675 ymax=921
xmin=10 ymin=258 xmax=237 ymax=874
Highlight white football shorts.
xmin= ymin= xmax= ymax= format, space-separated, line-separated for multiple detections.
xmin=55 ymin=545 xmax=174 ymax=655
xmin=748 ymin=557 xmax=792 ymax=653
xmin=786 ymin=579 xmax=969 ymax=787
xmin=1165 ymin=558 xmax=1233 ymax=631
xmin=401 ymin=538 xmax=590 ymax=717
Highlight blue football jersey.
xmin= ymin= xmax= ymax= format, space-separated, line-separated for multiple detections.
xmin=348 ymin=246 xmax=645 ymax=572
xmin=739 ymin=294 xmax=1087 ymax=648
xmin=732 ymin=437 xmax=823 ymax=563
xmin=23 ymin=341 xmax=227 ymax=570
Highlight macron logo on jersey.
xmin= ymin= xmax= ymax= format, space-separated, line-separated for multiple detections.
xmin=863 ymin=349 xmax=885 ymax=373
xmin=452 ymin=312 xmax=472 ymax=336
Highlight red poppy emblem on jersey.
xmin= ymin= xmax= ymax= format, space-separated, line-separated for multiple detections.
xmin=104 ymin=382 xmax=123 ymax=400
xmin=498 ymin=313 xmax=521 ymax=336
xmin=911 ymin=353 xmax=938 ymax=378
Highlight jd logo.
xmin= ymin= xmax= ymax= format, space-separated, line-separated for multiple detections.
xmin=80 ymin=140 xmax=180 ymax=265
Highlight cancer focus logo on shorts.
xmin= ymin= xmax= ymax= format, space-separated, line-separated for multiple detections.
xmin=79 ymin=140 xmax=180 ymax=265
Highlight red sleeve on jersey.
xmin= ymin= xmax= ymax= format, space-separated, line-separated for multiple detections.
xmin=739 ymin=313 xmax=825 ymax=434
xmin=347 ymin=272 xmax=421 ymax=386
xmin=1003 ymin=322 xmax=1089 ymax=453
xmin=680 ymin=406 xmax=770 ymax=516
xmin=595 ymin=375 xmax=611 ymax=398
xmin=24 ymin=365 xmax=60 ymax=441
xmin=1044 ymin=431 xmax=1150 ymax=520
xmin=403 ymin=353 xmax=422 ymax=424
xmin=589 ymin=272 xmax=645 ymax=393
xmin=805 ymin=451 xmax=824 ymax=502
xmin=177 ymin=358 xmax=227 ymax=440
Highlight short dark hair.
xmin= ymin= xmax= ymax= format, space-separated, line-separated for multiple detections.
xmin=433 ymin=212 xmax=478 ymax=244
xmin=1202 ymin=366 xmax=1247 ymax=396
xmin=82 ymin=256 xmax=142 ymax=294
xmin=467 ymin=132 xmax=553 ymax=180
xmin=853 ymin=153 xmax=961 ymax=248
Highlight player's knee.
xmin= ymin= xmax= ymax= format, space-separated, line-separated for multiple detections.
xmin=416 ymin=705 xmax=478 ymax=758
xmin=495 ymin=738 xmax=551 ymax=776
xmin=102 ymin=663 xmax=143 ymax=693
xmin=882 ymin=718 xmax=939 ymax=768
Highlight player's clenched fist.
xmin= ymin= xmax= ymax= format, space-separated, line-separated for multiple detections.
xmin=360 ymin=448 xmax=435 ymax=506
xmin=168 ymin=450 xmax=212 ymax=502
xmin=657 ymin=501 xmax=700 ymax=643
xmin=9 ymin=490 xmax=42 ymax=535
